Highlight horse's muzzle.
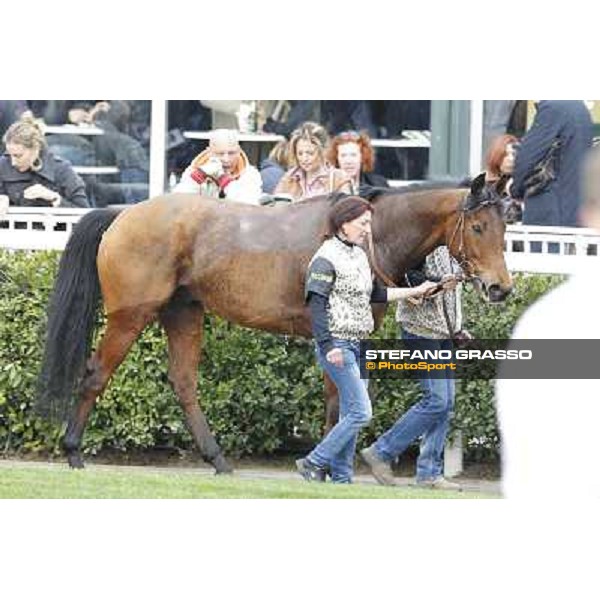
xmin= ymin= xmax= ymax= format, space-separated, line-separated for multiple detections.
xmin=486 ymin=283 xmax=511 ymax=303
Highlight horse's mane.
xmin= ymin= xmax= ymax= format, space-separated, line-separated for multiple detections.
xmin=294 ymin=179 xmax=468 ymax=208
xmin=359 ymin=180 xmax=466 ymax=203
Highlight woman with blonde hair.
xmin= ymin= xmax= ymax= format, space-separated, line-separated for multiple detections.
xmin=274 ymin=122 xmax=351 ymax=201
xmin=0 ymin=116 xmax=89 ymax=208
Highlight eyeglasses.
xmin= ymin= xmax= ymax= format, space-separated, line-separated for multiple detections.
xmin=337 ymin=131 xmax=362 ymax=141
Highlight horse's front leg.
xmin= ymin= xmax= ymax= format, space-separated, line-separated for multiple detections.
xmin=160 ymin=299 xmax=232 ymax=475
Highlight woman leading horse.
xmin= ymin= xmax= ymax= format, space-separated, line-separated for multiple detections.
xmin=36 ymin=173 xmax=512 ymax=474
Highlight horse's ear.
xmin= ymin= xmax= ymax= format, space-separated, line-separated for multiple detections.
xmin=495 ymin=173 xmax=511 ymax=196
xmin=470 ymin=172 xmax=487 ymax=196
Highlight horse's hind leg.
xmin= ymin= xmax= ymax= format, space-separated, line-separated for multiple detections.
xmin=63 ymin=310 xmax=153 ymax=468
xmin=159 ymin=297 xmax=232 ymax=475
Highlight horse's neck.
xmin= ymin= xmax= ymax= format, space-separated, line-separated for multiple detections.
xmin=373 ymin=190 xmax=463 ymax=279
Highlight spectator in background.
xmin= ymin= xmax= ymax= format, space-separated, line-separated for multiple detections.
xmin=484 ymin=134 xmax=521 ymax=223
xmin=263 ymin=101 xmax=377 ymax=139
xmin=91 ymin=102 xmax=149 ymax=204
xmin=497 ymin=146 xmax=600 ymax=500
xmin=511 ymin=101 xmax=593 ymax=227
xmin=260 ymin=139 xmax=289 ymax=194
xmin=0 ymin=116 xmax=89 ymax=208
xmin=27 ymin=100 xmax=150 ymax=204
xmin=174 ymin=128 xmax=262 ymax=203
xmin=482 ymin=101 xmax=527 ymax=157
xmin=167 ymin=101 xmax=212 ymax=175
xmin=0 ymin=101 xmax=28 ymax=143
xmin=485 ymin=134 xmax=519 ymax=184
xmin=327 ymin=130 xmax=389 ymax=193
xmin=321 ymin=101 xmax=377 ymax=137
xmin=26 ymin=101 xmax=97 ymax=168
xmin=274 ymin=122 xmax=351 ymax=201
xmin=373 ymin=101 xmax=430 ymax=180
xmin=262 ymin=101 xmax=321 ymax=137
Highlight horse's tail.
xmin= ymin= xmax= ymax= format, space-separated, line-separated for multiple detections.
xmin=36 ymin=208 xmax=121 ymax=422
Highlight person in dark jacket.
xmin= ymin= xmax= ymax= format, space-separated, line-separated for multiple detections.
xmin=0 ymin=116 xmax=89 ymax=208
xmin=262 ymin=101 xmax=321 ymax=137
xmin=327 ymin=130 xmax=389 ymax=193
xmin=0 ymin=100 xmax=28 ymax=142
xmin=511 ymin=101 xmax=593 ymax=227
xmin=259 ymin=138 xmax=289 ymax=194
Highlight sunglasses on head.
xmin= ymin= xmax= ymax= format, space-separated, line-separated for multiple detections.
xmin=338 ymin=131 xmax=361 ymax=141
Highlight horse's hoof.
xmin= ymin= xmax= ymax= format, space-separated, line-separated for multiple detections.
xmin=67 ymin=453 xmax=85 ymax=469
xmin=212 ymin=454 xmax=233 ymax=475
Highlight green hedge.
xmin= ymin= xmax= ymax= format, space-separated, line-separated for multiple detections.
xmin=0 ymin=250 xmax=563 ymax=461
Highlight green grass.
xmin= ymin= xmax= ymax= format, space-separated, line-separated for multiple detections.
xmin=0 ymin=461 xmax=499 ymax=499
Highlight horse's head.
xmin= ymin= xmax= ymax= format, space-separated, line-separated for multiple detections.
xmin=450 ymin=173 xmax=513 ymax=303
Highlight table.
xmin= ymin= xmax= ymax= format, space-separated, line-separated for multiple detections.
xmin=372 ymin=130 xmax=431 ymax=148
xmin=183 ymin=131 xmax=284 ymax=143
xmin=183 ymin=130 xmax=430 ymax=147
xmin=373 ymin=131 xmax=431 ymax=179
xmin=73 ymin=166 xmax=119 ymax=175
xmin=43 ymin=126 xmax=117 ymax=175
xmin=44 ymin=124 xmax=105 ymax=136
xmin=183 ymin=131 xmax=284 ymax=164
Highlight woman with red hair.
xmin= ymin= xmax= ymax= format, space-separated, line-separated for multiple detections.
xmin=485 ymin=134 xmax=521 ymax=222
xmin=327 ymin=130 xmax=389 ymax=193
xmin=485 ymin=134 xmax=519 ymax=183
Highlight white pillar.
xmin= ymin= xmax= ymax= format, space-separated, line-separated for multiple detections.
xmin=469 ymin=100 xmax=484 ymax=175
xmin=444 ymin=431 xmax=464 ymax=478
xmin=149 ymin=100 xmax=167 ymax=199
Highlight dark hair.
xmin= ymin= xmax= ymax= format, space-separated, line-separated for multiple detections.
xmin=325 ymin=196 xmax=373 ymax=238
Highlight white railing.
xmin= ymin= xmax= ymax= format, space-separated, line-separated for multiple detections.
xmin=4 ymin=209 xmax=600 ymax=275
xmin=505 ymin=224 xmax=600 ymax=274
xmin=0 ymin=207 xmax=90 ymax=251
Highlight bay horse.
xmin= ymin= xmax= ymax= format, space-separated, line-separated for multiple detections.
xmin=36 ymin=173 xmax=512 ymax=474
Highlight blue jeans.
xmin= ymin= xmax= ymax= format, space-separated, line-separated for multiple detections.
xmin=373 ymin=330 xmax=455 ymax=482
xmin=307 ymin=339 xmax=372 ymax=483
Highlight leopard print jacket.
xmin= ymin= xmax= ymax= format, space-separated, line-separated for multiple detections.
xmin=396 ymin=246 xmax=463 ymax=339
xmin=306 ymin=237 xmax=374 ymax=341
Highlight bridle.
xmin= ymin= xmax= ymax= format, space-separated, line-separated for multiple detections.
xmin=367 ymin=191 xmax=501 ymax=288
xmin=446 ymin=197 xmax=476 ymax=282
xmin=445 ymin=193 xmax=504 ymax=285
xmin=366 ymin=191 xmax=499 ymax=339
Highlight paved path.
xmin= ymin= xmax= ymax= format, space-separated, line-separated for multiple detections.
xmin=0 ymin=458 xmax=502 ymax=496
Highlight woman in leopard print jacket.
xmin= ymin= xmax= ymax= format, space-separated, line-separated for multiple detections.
xmin=295 ymin=196 xmax=436 ymax=484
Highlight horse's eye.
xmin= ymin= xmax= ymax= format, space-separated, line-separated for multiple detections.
xmin=472 ymin=223 xmax=483 ymax=234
